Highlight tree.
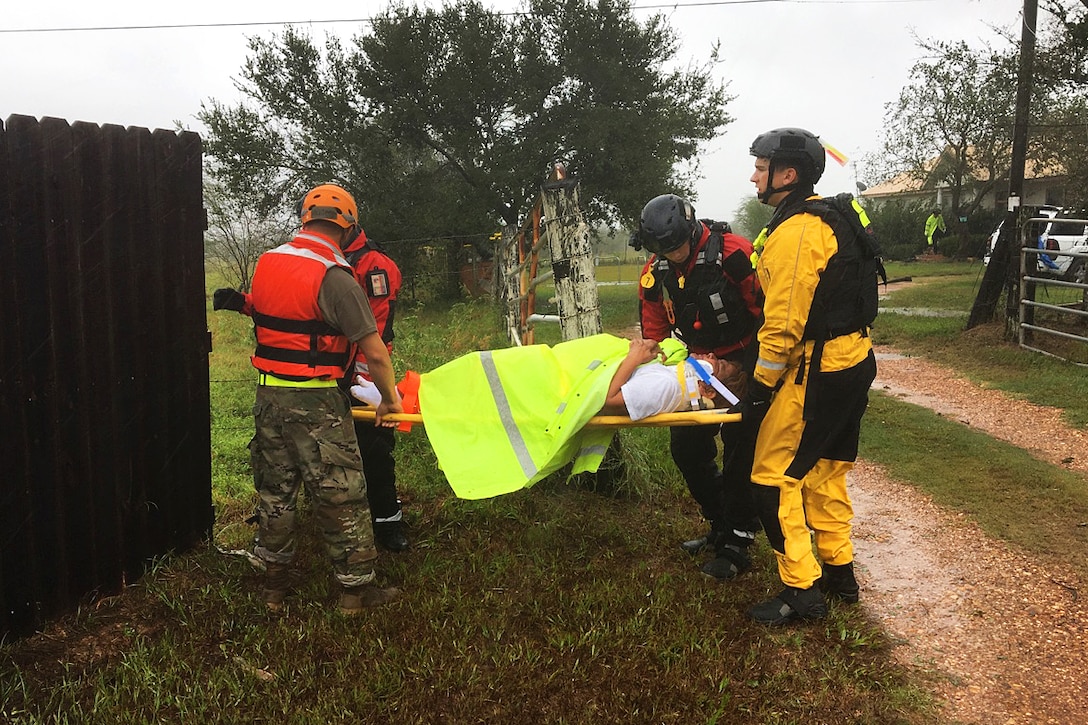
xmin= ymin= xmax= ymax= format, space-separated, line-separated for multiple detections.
xmin=203 ymin=179 xmax=294 ymax=292
xmin=729 ymin=196 xmax=773 ymax=241
xmin=877 ymin=39 xmax=1019 ymax=246
xmin=1031 ymin=1 xmax=1088 ymax=209
xmin=199 ymin=0 xmax=731 ymax=296
xmin=866 ymin=199 xmax=933 ymax=261
xmin=1037 ymin=0 xmax=1088 ymax=87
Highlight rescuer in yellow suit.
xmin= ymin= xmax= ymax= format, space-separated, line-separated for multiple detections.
xmin=740 ymin=128 xmax=879 ymax=625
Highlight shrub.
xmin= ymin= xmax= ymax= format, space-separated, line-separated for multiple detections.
xmin=868 ymin=199 xmax=928 ymax=260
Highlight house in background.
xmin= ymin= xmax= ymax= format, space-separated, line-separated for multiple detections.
xmin=860 ymin=155 xmax=1069 ymax=213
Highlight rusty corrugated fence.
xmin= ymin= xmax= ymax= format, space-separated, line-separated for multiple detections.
xmin=0 ymin=115 xmax=213 ymax=640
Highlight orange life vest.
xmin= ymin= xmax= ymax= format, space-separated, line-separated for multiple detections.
xmin=250 ymin=230 xmax=354 ymax=380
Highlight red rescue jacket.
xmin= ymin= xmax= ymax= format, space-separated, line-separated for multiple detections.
xmin=343 ymin=230 xmax=402 ymax=379
xmin=638 ymin=222 xmax=762 ymax=358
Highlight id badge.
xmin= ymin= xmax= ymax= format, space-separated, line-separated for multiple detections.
xmin=367 ymin=268 xmax=390 ymax=297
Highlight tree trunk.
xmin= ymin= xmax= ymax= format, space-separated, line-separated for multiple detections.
xmin=968 ymin=0 xmax=1037 ymax=330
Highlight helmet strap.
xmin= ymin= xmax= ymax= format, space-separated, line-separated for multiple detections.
xmin=760 ymin=160 xmax=813 ymax=204
xmin=765 ymin=189 xmax=814 ymax=232
xmin=669 ymin=232 xmax=697 ymax=260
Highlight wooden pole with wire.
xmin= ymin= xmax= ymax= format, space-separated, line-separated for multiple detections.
xmin=968 ymin=0 xmax=1038 ymax=329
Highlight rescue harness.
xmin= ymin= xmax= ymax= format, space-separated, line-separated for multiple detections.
xmin=642 ymin=222 xmax=758 ymax=351
xmin=753 ymin=193 xmax=887 ymax=383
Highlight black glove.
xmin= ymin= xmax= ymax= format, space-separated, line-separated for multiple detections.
xmin=213 ymin=288 xmax=245 ymax=312
xmin=729 ymin=379 xmax=774 ymax=431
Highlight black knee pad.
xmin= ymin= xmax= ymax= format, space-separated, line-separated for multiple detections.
xmin=752 ymin=483 xmax=785 ymax=553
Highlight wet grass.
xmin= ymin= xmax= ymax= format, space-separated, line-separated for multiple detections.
xmin=869 ymin=259 xmax=1088 ymax=577
xmin=0 ymin=485 xmax=933 ymax=723
xmin=0 ymin=289 xmax=939 ymax=725
xmin=4 ymin=261 xmax=1084 ymax=723
xmin=862 ymin=393 xmax=1088 ymax=582
xmin=875 ymin=261 xmax=1088 ymax=426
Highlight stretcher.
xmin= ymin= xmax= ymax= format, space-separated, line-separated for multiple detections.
xmin=349 ymin=345 xmax=743 ymax=498
xmin=350 ymin=341 xmax=743 ymax=433
xmin=351 ymin=407 xmax=741 ymax=429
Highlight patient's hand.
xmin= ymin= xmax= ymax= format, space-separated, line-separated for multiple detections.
xmin=628 ymin=338 xmax=663 ymax=365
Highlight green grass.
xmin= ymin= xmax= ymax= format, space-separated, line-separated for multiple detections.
xmin=862 ymin=393 xmax=1088 ymax=581
xmin=4 ymin=259 xmax=1086 ymax=723
xmin=874 ymin=261 xmax=1088 ymax=425
xmin=0 ymin=497 xmax=932 ymax=723
xmin=867 ymin=259 xmax=1088 ymax=576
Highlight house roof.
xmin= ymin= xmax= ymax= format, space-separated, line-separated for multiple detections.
xmin=861 ymin=170 xmax=922 ymax=197
xmin=860 ymin=152 xmax=1065 ymax=199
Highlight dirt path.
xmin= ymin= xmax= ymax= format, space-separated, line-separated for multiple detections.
xmin=854 ymin=347 xmax=1087 ymax=724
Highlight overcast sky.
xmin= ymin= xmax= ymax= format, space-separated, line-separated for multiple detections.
xmin=2 ymin=0 xmax=1023 ymax=218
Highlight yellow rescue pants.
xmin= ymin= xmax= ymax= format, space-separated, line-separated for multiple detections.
xmin=752 ymin=334 xmax=875 ymax=589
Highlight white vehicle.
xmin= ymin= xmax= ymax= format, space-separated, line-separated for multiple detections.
xmin=983 ymin=206 xmax=1088 ymax=282
xmin=1040 ymin=215 xmax=1088 ymax=282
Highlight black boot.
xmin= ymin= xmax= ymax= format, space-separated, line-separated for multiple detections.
xmin=749 ymin=586 xmax=828 ymax=625
xmin=680 ymin=527 xmax=725 ymax=555
xmin=700 ymin=544 xmax=751 ymax=581
xmin=818 ymin=562 xmax=860 ymax=604
xmin=374 ymin=520 xmax=409 ymax=553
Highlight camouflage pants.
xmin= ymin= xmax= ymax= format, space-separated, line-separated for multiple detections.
xmin=250 ymin=385 xmax=377 ymax=587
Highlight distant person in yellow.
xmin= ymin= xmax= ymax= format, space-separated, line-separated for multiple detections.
xmin=924 ymin=208 xmax=946 ymax=253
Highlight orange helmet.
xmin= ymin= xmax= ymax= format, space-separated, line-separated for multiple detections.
xmin=299 ymin=184 xmax=358 ymax=229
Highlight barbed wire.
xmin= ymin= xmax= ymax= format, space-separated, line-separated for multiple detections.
xmin=332 ymin=209 xmax=602 ymax=249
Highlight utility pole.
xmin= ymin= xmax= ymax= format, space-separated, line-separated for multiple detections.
xmin=967 ymin=0 xmax=1038 ymax=329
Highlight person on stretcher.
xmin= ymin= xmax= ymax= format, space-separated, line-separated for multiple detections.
xmin=357 ymin=333 xmax=744 ymax=499
xmin=598 ymin=338 xmax=744 ymax=419
xmin=350 ymin=336 xmax=744 ymax=421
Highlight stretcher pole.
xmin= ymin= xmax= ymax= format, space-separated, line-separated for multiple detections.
xmin=351 ymin=408 xmax=740 ymax=429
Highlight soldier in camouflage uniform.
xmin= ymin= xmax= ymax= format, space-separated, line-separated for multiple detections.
xmin=245 ymin=183 xmax=403 ymax=614
xmin=251 ymin=388 xmax=380 ymax=587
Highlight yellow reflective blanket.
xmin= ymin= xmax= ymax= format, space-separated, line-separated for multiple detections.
xmin=417 ymin=334 xmax=631 ymax=499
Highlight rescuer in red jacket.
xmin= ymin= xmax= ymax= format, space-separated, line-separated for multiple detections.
xmin=340 ymin=228 xmax=410 ymax=552
xmin=635 ymin=193 xmax=764 ymax=581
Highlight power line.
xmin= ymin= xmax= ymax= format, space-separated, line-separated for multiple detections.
xmin=0 ymin=18 xmax=366 ymax=34
xmin=0 ymin=0 xmax=938 ymax=35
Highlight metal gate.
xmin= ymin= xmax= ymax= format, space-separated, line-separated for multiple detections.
xmin=1018 ymin=214 xmax=1088 ymax=364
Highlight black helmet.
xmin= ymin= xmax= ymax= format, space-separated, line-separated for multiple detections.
xmin=638 ymin=194 xmax=697 ymax=255
xmin=749 ymin=127 xmax=826 ymax=184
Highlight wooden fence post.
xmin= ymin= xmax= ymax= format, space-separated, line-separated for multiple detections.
xmin=540 ymin=165 xmax=601 ymax=341
xmin=496 ymin=222 xmax=522 ymax=343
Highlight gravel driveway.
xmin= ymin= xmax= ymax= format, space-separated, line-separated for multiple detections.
xmin=855 ymin=346 xmax=1087 ymax=724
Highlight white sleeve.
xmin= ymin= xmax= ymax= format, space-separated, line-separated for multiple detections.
xmin=620 ymin=364 xmax=684 ymax=420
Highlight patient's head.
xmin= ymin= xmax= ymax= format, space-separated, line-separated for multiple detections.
xmin=690 ymin=353 xmax=748 ymax=401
